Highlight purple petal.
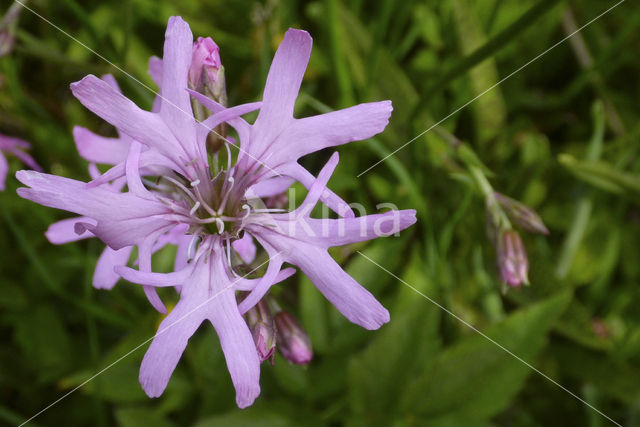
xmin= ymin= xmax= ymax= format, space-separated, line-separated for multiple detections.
xmin=204 ymin=254 xmax=260 ymax=408
xmin=237 ymin=247 xmax=283 ymax=314
xmin=139 ymin=249 xmax=261 ymax=407
xmin=270 ymin=210 xmax=418 ymax=248
xmin=235 ymin=266 xmax=297 ymax=292
xmin=73 ymin=126 xmax=130 ymax=165
xmin=16 ymin=171 xmax=176 ymax=250
xmin=0 ymin=153 xmax=8 ymax=190
xmin=271 ymin=101 xmax=392 ymax=165
xmin=277 ymin=162 xmax=354 ymax=218
xmin=295 ymin=250 xmax=390 ymax=330
xmin=174 ymin=234 xmax=191 ymax=271
xmin=125 ymin=141 xmax=147 ymax=196
xmin=93 ymin=245 xmax=132 ymax=289
xmin=139 ymin=295 xmax=206 ymax=397
xmin=8 ymin=148 xmax=42 ymax=172
xmin=296 ymin=152 xmax=339 ymax=215
xmin=159 ymin=17 xmax=196 ymax=158
xmin=70 ymin=75 xmax=182 ymax=161
xmin=251 ymin=29 xmax=312 ymax=156
xmin=45 ymin=216 xmax=96 ymax=244
xmin=251 ymin=229 xmax=389 ymax=329
xmin=17 ymin=171 xmax=124 ymax=217
xmin=247 ymin=176 xmax=295 ymax=199
xmin=116 ymin=264 xmax=194 ymax=287
xmin=87 ymin=148 xmax=179 ymax=188
xmin=100 ymin=74 xmax=121 ymax=92
xmin=137 ymin=235 xmax=167 ymax=314
xmin=0 ymin=135 xmax=30 ymax=150
xmin=194 ymin=102 xmax=263 ymax=157
xmin=188 ymin=90 xmax=252 ymax=147
xmin=91 ymin=219 xmax=175 ymax=252
xmin=232 ymin=232 xmax=257 ymax=264
xmin=148 ymin=56 xmax=163 ymax=87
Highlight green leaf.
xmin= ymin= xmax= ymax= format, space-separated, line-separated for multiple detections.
xmin=348 ymin=250 xmax=441 ymax=424
xmin=397 ymin=290 xmax=571 ymax=424
xmin=554 ymin=300 xmax=614 ymax=351
xmin=61 ymin=361 xmax=147 ymax=403
xmin=272 ymin=354 xmax=311 ymax=395
xmin=115 ymin=408 xmax=175 ymax=427
xmin=558 ymin=154 xmax=640 ymax=197
xmin=299 ymin=276 xmax=330 ymax=353
xmin=193 ymin=407 xmax=293 ymax=427
xmin=451 ymin=0 xmax=506 ymax=144
xmin=414 ymin=0 xmax=563 ymax=107
xmin=13 ymin=305 xmax=72 ymax=382
xmin=554 ymin=342 xmax=640 ymax=405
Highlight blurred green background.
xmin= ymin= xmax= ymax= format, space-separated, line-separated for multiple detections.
xmin=1 ymin=0 xmax=640 ymax=425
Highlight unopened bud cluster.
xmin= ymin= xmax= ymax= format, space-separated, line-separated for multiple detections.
xmin=244 ymin=297 xmax=313 ymax=365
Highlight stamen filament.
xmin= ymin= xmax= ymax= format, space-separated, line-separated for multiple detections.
xmin=217 ymin=176 xmax=235 ymax=215
xmin=189 ymin=201 xmax=201 ymax=216
xmin=163 ymin=176 xmax=198 ymax=203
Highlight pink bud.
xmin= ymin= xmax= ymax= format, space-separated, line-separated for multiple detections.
xmin=0 ymin=2 xmax=24 ymax=58
xmin=244 ymin=299 xmax=276 ymax=363
xmin=497 ymin=230 xmax=529 ymax=287
xmin=188 ymin=37 xmax=221 ymax=90
xmin=265 ymin=192 xmax=289 ymax=210
xmin=494 ymin=192 xmax=549 ymax=235
xmin=274 ymin=312 xmax=312 ymax=365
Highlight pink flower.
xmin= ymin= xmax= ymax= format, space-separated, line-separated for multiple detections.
xmin=0 ymin=134 xmax=41 ymax=190
xmin=16 ymin=16 xmax=416 ymax=408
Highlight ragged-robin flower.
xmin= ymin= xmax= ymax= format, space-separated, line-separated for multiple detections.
xmin=16 ymin=16 xmax=416 ymax=408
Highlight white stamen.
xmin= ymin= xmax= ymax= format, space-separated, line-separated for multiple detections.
xmin=217 ymin=176 xmax=235 ymax=215
xmin=189 ymin=201 xmax=201 ymax=216
xmin=191 ymin=184 xmax=218 ymax=217
xmin=241 ymin=204 xmax=251 ymax=219
xmin=224 ymin=140 xmax=232 ymax=170
xmin=190 ymin=179 xmax=201 ymax=187
xmin=252 ymin=208 xmax=287 ymax=213
xmin=215 ymin=218 xmax=225 ymax=234
xmin=187 ymin=234 xmax=200 ymax=260
xmin=163 ymin=176 xmax=198 ymax=203
xmin=225 ymin=236 xmax=233 ymax=269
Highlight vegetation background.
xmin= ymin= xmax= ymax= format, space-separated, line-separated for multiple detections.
xmin=1 ymin=0 xmax=639 ymax=425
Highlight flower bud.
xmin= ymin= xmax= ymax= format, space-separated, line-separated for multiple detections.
xmin=274 ymin=312 xmax=312 ymax=365
xmin=244 ymin=299 xmax=276 ymax=363
xmin=497 ymin=230 xmax=529 ymax=287
xmin=494 ymin=192 xmax=549 ymax=235
xmin=188 ymin=37 xmax=226 ymax=103
xmin=0 ymin=2 xmax=25 ymax=58
xmin=265 ymin=192 xmax=289 ymax=210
